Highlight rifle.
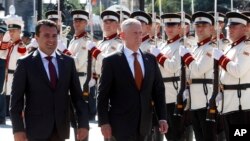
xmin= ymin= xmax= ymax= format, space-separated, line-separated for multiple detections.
xmin=173 ymin=0 xmax=186 ymax=117
xmin=206 ymin=0 xmax=219 ymax=122
xmin=83 ymin=1 xmax=94 ymax=102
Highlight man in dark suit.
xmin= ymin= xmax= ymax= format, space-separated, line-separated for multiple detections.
xmin=10 ymin=20 xmax=89 ymax=141
xmin=97 ymin=18 xmax=168 ymax=141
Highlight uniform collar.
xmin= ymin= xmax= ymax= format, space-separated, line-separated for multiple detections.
xmin=12 ymin=39 xmax=22 ymax=46
xmin=231 ymin=36 xmax=246 ymax=48
xmin=167 ymin=35 xmax=181 ymax=44
xmin=104 ymin=33 xmax=118 ymax=40
xmin=142 ymin=35 xmax=150 ymax=42
xmin=197 ymin=37 xmax=211 ymax=46
xmin=74 ymin=31 xmax=87 ymax=39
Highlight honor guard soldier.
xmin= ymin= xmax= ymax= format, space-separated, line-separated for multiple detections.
xmin=130 ymin=11 xmax=154 ymax=52
xmin=150 ymin=13 xmax=187 ymax=141
xmin=0 ymin=12 xmax=27 ymax=119
xmin=68 ymin=10 xmax=97 ymax=122
xmin=208 ymin=11 xmax=230 ymax=51
xmin=87 ymin=10 xmax=122 ymax=75
xmin=212 ymin=12 xmax=250 ymax=141
xmin=179 ymin=11 xmax=218 ymax=141
xmin=242 ymin=11 xmax=250 ymax=39
xmin=68 ymin=10 xmax=96 ymax=88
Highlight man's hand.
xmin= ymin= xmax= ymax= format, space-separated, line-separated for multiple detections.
xmin=14 ymin=132 xmax=27 ymax=141
xmin=159 ymin=120 xmax=168 ymax=134
xmin=87 ymin=41 xmax=96 ymax=51
xmin=179 ymin=45 xmax=190 ymax=57
xmin=101 ymin=124 xmax=112 ymax=139
xmin=0 ymin=31 xmax=12 ymax=50
xmin=88 ymin=78 xmax=96 ymax=87
xmin=77 ymin=128 xmax=89 ymax=141
xmin=212 ymin=48 xmax=223 ymax=60
xmin=150 ymin=46 xmax=161 ymax=57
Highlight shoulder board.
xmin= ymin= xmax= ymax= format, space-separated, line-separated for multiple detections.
xmin=222 ymin=38 xmax=230 ymax=43
xmin=148 ymin=39 xmax=155 ymax=45
xmin=244 ymin=39 xmax=250 ymax=45
xmin=209 ymin=41 xmax=217 ymax=47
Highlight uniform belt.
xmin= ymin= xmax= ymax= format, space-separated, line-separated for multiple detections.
xmin=163 ymin=77 xmax=180 ymax=82
xmin=222 ymin=84 xmax=250 ymax=90
xmin=77 ymin=72 xmax=87 ymax=76
xmin=8 ymin=69 xmax=15 ymax=74
xmin=191 ymin=79 xmax=213 ymax=84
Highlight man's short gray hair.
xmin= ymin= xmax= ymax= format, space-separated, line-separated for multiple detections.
xmin=121 ymin=18 xmax=141 ymax=32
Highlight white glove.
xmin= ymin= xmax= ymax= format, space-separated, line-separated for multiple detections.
xmin=0 ymin=31 xmax=11 ymax=49
xmin=87 ymin=41 xmax=96 ymax=51
xmin=150 ymin=46 xmax=161 ymax=57
xmin=57 ymin=39 xmax=67 ymax=52
xmin=179 ymin=45 xmax=189 ymax=57
xmin=88 ymin=78 xmax=96 ymax=87
xmin=216 ymin=92 xmax=223 ymax=103
xmin=3 ymin=31 xmax=10 ymax=42
xmin=212 ymin=48 xmax=223 ymax=60
xmin=26 ymin=38 xmax=38 ymax=49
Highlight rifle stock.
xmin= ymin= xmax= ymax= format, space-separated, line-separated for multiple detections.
xmin=82 ymin=51 xmax=92 ymax=102
xmin=206 ymin=59 xmax=219 ymax=122
xmin=174 ymin=58 xmax=186 ymax=117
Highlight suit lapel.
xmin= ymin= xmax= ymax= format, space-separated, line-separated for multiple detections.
xmin=33 ymin=50 xmax=51 ymax=87
xmin=55 ymin=52 xmax=64 ymax=89
xmin=120 ymin=48 xmax=137 ymax=89
xmin=140 ymin=51 xmax=150 ymax=91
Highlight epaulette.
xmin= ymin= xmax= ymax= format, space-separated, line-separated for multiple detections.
xmin=209 ymin=41 xmax=217 ymax=48
xmin=244 ymin=39 xmax=250 ymax=45
xmin=114 ymin=37 xmax=122 ymax=43
xmin=222 ymin=38 xmax=230 ymax=44
xmin=148 ymin=39 xmax=156 ymax=45
xmin=86 ymin=33 xmax=92 ymax=40
xmin=179 ymin=38 xmax=184 ymax=44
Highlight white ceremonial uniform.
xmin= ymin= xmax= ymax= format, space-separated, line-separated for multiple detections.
xmin=6 ymin=40 xmax=27 ymax=95
xmin=68 ymin=32 xmax=94 ymax=87
xmin=158 ymin=36 xmax=182 ymax=104
xmin=140 ymin=35 xmax=154 ymax=53
xmin=220 ymin=36 xmax=250 ymax=114
xmin=95 ymin=33 xmax=122 ymax=74
xmin=188 ymin=38 xmax=214 ymax=110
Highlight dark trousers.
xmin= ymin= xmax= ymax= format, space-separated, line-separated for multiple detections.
xmin=191 ymin=108 xmax=217 ymax=141
xmin=88 ymin=86 xmax=97 ymax=120
xmin=28 ymin=126 xmax=65 ymax=141
xmin=0 ymin=58 xmax=6 ymax=121
xmin=223 ymin=110 xmax=250 ymax=141
xmin=165 ymin=103 xmax=185 ymax=141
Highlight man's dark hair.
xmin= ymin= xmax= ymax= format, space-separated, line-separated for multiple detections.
xmin=35 ymin=20 xmax=58 ymax=36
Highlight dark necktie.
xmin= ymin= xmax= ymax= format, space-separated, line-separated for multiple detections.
xmin=133 ymin=52 xmax=143 ymax=90
xmin=45 ymin=56 xmax=57 ymax=89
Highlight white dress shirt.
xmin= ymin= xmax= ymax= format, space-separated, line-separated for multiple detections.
xmin=123 ymin=46 xmax=145 ymax=78
xmin=38 ymin=48 xmax=59 ymax=80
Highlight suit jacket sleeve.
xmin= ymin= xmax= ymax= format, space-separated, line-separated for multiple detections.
xmin=69 ymin=58 xmax=89 ymax=129
xmin=152 ymin=56 xmax=167 ymax=120
xmin=10 ymin=59 xmax=26 ymax=133
xmin=97 ymin=57 xmax=113 ymax=126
